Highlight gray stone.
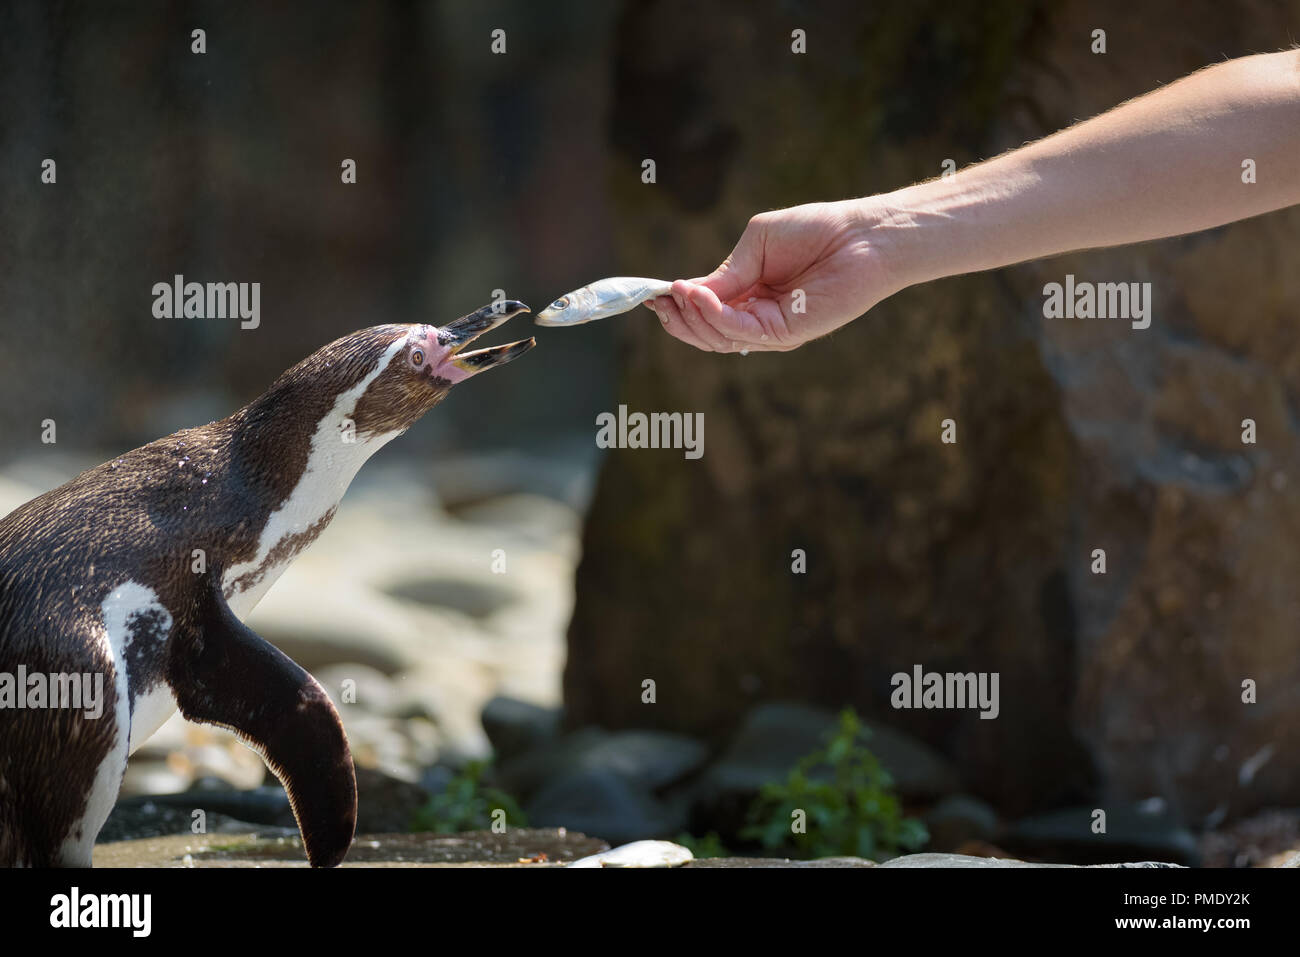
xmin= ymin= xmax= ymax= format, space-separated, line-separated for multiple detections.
xmin=107 ymin=767 xmax=433 ymax=840
xmin=109 ymin=786 xmax=296 ymax=830
xmin=574 ymin=730 xmax=710 ymax=791
xmin=493 ymin=727 xmax=709 ymax=801
xmin=879 ymin=853 xmax=1181 ymax=868
xmin=354 ymin=767 xmax=434 ymax=833
xmin=314 ymin=663 xmax=403 ymax=716
xmin=253 ymin=621 xmax=415 ymax=677
xmin=1004 ymin=805 xmax=1201 ymax=866
xmin=491 ymin=727 xmax=603 ymax=800
xmin=685 ymin=856 xmax=877 ymax=868
xmin=385 ymin=577 xmax=516 ymax=619
xmin=882 ymin=852 xmax=1067 ymax=868
xmin=98 ymin=798 xmax=297 ymax=844
xmin=923 ymin=794 xmax=1001 ymax=851
xmin=525 ymin=768 xmax=686 ymax=845
xmin=481 ymin=695 xmax=562 ymax=763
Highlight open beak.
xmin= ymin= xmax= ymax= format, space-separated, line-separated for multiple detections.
xmin=440 ymin=301 xmax=537 ymax=373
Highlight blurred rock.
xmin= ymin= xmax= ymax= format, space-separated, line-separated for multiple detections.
xmin=417 ymin=761 xmax=462 ymax=798
xmin=343 ymin=713 xmax=440 ymax=781
xmin=923 ymin=795 xmax=1001 ymax=853
xmin=108 ymin=767 xmax=434 ymax=842
xmin=354 ymin=767 xmax=433 ymax=833
xmin=184 ymin=742 xmax=268 ymax=790
xmin=878 ymin=853 xmax=1181 ymax=868
xmin=119 ymin=760 xmax=191 ymax=797
xmin=491 ymin=727 xmax=602 ymax=800
xmin=250 ymin=590 xmax=425 ymax=677
xmin=686 ymin=856 xmax=877 ymax=868
xmin=1199 ymin=807 xmax=1300 ymax=868
xmin=385 ymin=577 xmax=516 ymax=620
xmin=429 ymin=450 xmax=600 ymax=514
xmin=1004 ymin=804 xmax=1201 ymax=866
xmin=124 ymin=714 xmax=268 ymax=796
xmin=953 ymin=840 xmax=1015 ymax=859
xmin=525 ymin=767 xmax=686 ymax=845
xmin=98 ymin=799 xmax=297 ymax=844
xmin=481 ymin=695 xmax=562 ymax=763
xmin=493 ymin=727 xmax=709 ymax=801
xmin=116 ymin=786 xmax=295 ymax=829
xmin=314 ymin=663 xmax=405 ymax=717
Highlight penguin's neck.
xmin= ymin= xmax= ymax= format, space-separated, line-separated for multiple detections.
xmin=220 ymin=341 xmax=406 ymax=618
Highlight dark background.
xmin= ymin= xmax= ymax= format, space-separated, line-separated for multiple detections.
xmin=0 ymin=1 xmax=623 ymax=456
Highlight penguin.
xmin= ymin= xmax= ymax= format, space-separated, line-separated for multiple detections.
xmin=0 ymin=302 xmax=534 ymax=867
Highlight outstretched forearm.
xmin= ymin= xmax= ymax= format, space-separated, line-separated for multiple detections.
xmin=656 ymin=50 xmax=1300 ymax=352
xmin=875 ymin=50 xmax=1300 ymax=289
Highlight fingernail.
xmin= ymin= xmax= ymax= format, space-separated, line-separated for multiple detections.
xmin=657 ymin=306 xmax=668 ymax=324
xmin=672 ymin=293 xmax=684 ymax=310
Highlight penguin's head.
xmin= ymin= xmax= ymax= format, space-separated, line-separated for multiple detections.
xmin=355 ymin=300 xmax=535 ymax=437
xmin=268 ymin=301 xmax=535 ymax=441
xmin=424 ymin=300 xmax=537 ymax=384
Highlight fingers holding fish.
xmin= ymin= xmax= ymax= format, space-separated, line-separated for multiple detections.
xmin=668 ymin=284 xmax=738 ymax=352
xmin=653 ymin=294 xmax=721 ymax=352
xmin=661 ymin=280 xmax=794 ymax=351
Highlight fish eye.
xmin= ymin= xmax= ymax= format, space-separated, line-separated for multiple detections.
xmin=551 ymin=297 xmax=569 ymax=310
xmin=410 ymin=348 xmax=425 ymax=367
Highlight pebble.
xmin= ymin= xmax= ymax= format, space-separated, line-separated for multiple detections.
xmin=568 ymin=840 xmax=695 ymax=868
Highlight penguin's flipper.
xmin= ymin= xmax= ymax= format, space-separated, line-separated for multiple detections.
xmin=168 ymin=578 xmax=356 ymax=867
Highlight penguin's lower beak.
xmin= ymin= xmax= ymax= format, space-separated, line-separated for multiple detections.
xmin=452 ymin=336 xmax=537 ymax=373
xmin=441 ymin=301 xmax=537 ymax=373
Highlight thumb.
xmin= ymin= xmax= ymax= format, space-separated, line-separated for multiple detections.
xmin=694 ymin=222 xmax=764 ymax=302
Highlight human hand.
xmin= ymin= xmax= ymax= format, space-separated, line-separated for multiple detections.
xmin=648 ymin=199 xmax=903 ymax=352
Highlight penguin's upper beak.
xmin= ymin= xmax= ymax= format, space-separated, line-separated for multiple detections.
xmin=439 ymin=301 xmax=536 ymax=373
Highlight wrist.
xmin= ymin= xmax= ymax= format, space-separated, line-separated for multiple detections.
xmin=859 ymin=167 xmax=1035 ymax=290
xmin=827 ymin=197 xmax=919 ymax=298
xmin=840 ymin=191 xmax=951 ymax=294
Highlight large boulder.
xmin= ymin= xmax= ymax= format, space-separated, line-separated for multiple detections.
xmin=564 ymin=0 xmax=1300 ymax=821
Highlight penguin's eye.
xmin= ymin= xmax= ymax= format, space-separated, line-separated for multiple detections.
xmin=552 ymin=297 xmax=569 ymax=310
xmin=410 ymin=349 xmax=425 ymax=367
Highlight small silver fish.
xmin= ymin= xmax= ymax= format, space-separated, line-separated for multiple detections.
xmin=534 ymin=277 xmax=673 ymax=326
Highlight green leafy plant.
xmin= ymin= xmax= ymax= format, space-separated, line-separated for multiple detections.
xmin=674 ymin=830 xmax=729 ymax=859
xmin=410 ymin=760 xmax=527 ymax=833
xmin=741 ymin=709 xmax=928 ymax=860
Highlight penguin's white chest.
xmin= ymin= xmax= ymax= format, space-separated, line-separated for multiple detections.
xmin=219 ymin=435 xmax=393 ymax=619
xmin=221 ymin=339 xmax=406 ymax=619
